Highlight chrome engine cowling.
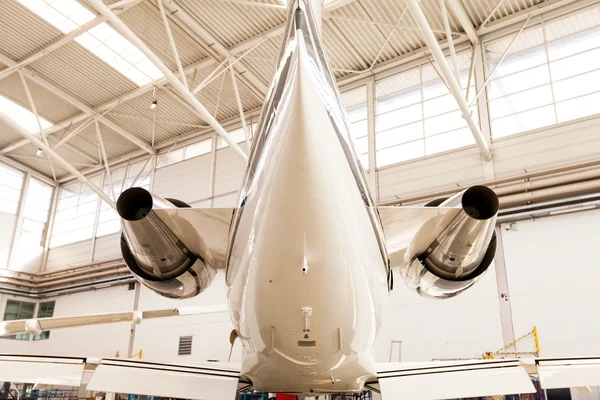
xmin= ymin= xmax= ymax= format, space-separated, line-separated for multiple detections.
xmin=117 ymin=187 xmax=216 ymax=299
xmin=400 ymin=186 xmax=499 ymax=299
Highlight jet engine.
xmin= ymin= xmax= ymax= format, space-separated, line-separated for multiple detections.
xmin=399 ymin=186 xmax=499 ymax=299
xmin=117 ymin=187 xmax=216 ymax=299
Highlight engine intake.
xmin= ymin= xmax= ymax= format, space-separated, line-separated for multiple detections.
xmin=118 ymin=187 xmax=216 ymax=299
xmin=401 ymin=185 xmax=498 ymax=299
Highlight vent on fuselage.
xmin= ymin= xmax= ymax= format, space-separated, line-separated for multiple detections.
xmin=178 ymin=335 xmax=193 ymax=355
xmin=298 ymin=340 xmax=316 ymax=347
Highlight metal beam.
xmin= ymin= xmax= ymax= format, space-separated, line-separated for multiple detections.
xmin=162 ymin=0 xmax=268 ymax=97
xmin=89 ymin=0 xmax=249 ymax=162
xmin=407 ymin=0 xmax=492 ymax=161
xmin=445 ymin=0 xmax=478 ymax=43
xmin=0 ymin=113 xmax=116 ymax=208
xmin=0 ymin=2 xmax=141 ymax=82
xmin=229 ymin=58 xmax=250 ymax=145
xmin=157 ymin=0 xmax=188 ymax=87
xmin=18 ymin=70 xmax=58 ymax=181
xmin=0 ymin=52 xmax=156 ymax=156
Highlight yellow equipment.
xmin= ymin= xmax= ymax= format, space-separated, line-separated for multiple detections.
xmin=484 ymin=326 xmax=540 ymax=359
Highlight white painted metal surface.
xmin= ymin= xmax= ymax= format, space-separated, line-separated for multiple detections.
xmin=87 ymin=359 xmax=240 ymax=400
xmin=0 ymin=355 xmax=85 ymax=386
xmin=538 ymin=359 xmax=600 ymax=390
xmin=377 ymin=359 xmax=535 ymax=399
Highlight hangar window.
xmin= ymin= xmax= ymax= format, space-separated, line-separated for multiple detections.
xmin=485 ymin=5 xmax=600 ymax=138
xmin=11 ymin=178 xmax=54 ymax=270
xmin=157 ymin=137 xmax=214 ymax=169
xmin=374 ymin=51 xmax=477 ymax=168
xmin=51 ymin=176 xmax=101 ymax=247
xmin=341 ymin=85 xmax=369 ymax=169
xmin=0 ymin=164 xmax=25 ymax=215
xmin=2 ymin=300 xmax=35 ymax=340
xmin=33 ymin=301 xmax=55 ymax=341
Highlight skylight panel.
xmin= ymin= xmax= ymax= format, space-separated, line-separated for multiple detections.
xmin=0 ymin=96 xmax=52 ymax=134
xmin=18 ymin=0 xmax=164 ymax=86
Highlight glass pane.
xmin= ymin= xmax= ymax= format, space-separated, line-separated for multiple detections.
xmin=423 ymin=79 xmax=450 ymax=100
xmin=185 ymin=139 xmax=212 ymax=159
xmin=346 ymin=104 xmax=367 ymax=123
xmin=376 ymin=121 xmax=423 ymax=150
xmin=0 ymin=198 xmax=18 ymax=215
xmin=486 ymin=46 xmax=547 ymax=79
xmin=556 ymin=91 xmax=600 ymax=123
xmin=217 ymin=128 xmax=247 ymax=149
xmin=376 ymin=104 xmax=422 ymax=132
xmin=424 ymin=110 xmax=471 ymax=137
xmin=157 ymin=147 xmax=184 ymax=167
xmin=377 ymin=87 xmax=421 ymax=114
xmin=350 ymin=119 xmax=367 ymax=139
xmin=492 ymin=105 xmax=556 ymax=138
xmin=489 ymin=85 xmax=554 ymax=120
xmin=423 ymin=94 xmax=459 ymax=118
xmin=550 ymin=48 xmax=600 ymax=81
xmin=376 ymin=140 xmax=424 ymax=167
xmin=547 ymin=27 xmax=600 ymax=61
xmin=426 ymin=128 xmax=474 ymax=155
xmin=488 ymin=65 xmax=550 ymax=99
xmin=96 ymin=219 xmax=121 ymax=237
xmin=553 ymin=69 xmax=600 ymax=102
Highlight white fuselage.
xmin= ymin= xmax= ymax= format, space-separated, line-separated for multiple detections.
xmin=224 ymin=33 xmax=388 ymax=394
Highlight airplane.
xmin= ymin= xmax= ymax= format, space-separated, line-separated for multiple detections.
xmin=2 ymin=0 xmax=600 ymax=399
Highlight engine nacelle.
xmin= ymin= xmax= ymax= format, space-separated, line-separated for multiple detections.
xmin=400 ymin=185 xmax=499 ymax=299
xmin=117 ymin=187 xmax=216 ymax=299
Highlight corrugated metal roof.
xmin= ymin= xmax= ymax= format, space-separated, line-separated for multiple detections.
xmin=29 ymin=42 xmax=138 ymax=108
xmin=118 ymin=1 xmax=209 ymax=71
xmin=461 ymin=0 xmax=544 ymax=27
xmin=176 ymin=0 xmax=286 ymax=48
xmin=0 ymin=73 xmax=81 ymax=123
xmin=0 ymin=0 xmax=567 ymax=181
xmin=0 ymin=0 xmax=63 ymax=61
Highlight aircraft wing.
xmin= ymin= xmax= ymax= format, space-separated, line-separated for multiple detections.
xmin=369 ymin=358 xmax=600 ymax=399
xmin=0 ymin=355 xmax=247 ymax=400
xmin=154 ymin=208 xmax=235 ymax=270
xmin=0 ymin=305 xmax=228 ymax=336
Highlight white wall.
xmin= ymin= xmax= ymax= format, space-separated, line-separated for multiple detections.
xmin=375 ymin=263 xmax=503 ymax=362
xmin=501 ymin=208 xmax=600 ymax=357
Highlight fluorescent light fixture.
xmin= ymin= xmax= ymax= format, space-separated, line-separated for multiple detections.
xmin=0 ymin=96 xmax=53 ymax=133
xmin=18 ymin=0 xmax=164 ymax=86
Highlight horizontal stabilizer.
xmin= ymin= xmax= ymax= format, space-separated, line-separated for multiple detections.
xmin=374 ymin=359 xmax=535 ymax=400
xmin=87 ymin=358 xmax=240 ymax=400
xmin=0 ymin=355 xmax=85 ymax=386
xmin=537 ymin=358 xmax=600 ymax=389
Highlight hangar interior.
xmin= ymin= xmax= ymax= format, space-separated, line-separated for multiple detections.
xmin=0 ymin=0 xmax=600 ymax=398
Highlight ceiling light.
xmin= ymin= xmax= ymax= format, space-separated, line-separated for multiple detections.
xmin=150 ymin=99 xmax=158 ymax=111
xmin=35 ymin=149 xmax=43 ymax=158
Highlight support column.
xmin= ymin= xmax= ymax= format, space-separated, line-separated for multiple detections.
xmin=366 ymin=79 xmax=378 ymax=201
xmin=494 ymin=226 xmax=517 ymax=349
xmin=473 ymin=42 xmax=496 ymax=180
xmin=407 ymin=0 xmax=492 ymax=161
